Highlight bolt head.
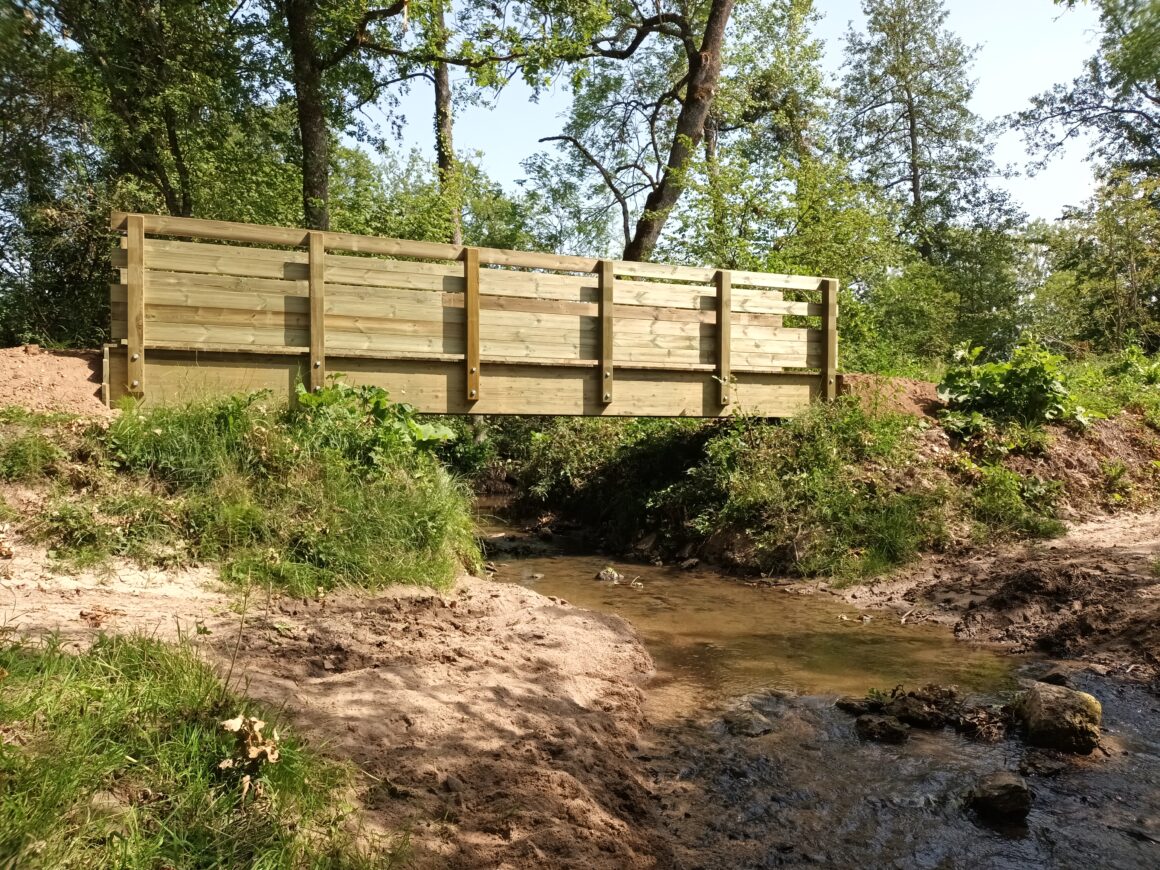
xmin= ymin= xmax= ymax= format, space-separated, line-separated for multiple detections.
xmin=470 ymin=366 xmax=477 ymax=374
xmin=130 ymin=380 xmax=139 ymax=388
xmin=603 ymin=393 xmax=611 ymax=401
xmin=469 ymin=390 xmax=477 ymax=399
xmin=313 ymin=360 xmax=321 ymax=368
xmin=130 ymin=353 xmax=139 ymax=362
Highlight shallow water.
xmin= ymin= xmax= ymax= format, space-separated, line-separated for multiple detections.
xmin=490 ymin=549 xmax=1019 ymax=719
xmin=486 ymin=525 xmax=1160 ymax=869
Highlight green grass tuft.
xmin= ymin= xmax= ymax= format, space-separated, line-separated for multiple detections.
xmin=17 ymin=383 xmax=479 ymax=593
xmin=0 ymin=634 xmax=400 ymax=868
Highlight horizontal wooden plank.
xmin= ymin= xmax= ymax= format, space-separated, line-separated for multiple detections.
xmin=111 ymin=212 xmax=831 ymax=291
xmin=112 ymin=212 xmax=310 ymax=246
xmin=106 ymin=346 xmax=819 ymax=416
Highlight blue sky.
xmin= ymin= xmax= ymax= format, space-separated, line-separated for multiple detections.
xmin=386 ymin=0 xmax=1102 ymax=221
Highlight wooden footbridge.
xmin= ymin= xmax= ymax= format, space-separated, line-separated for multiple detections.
xmin=105 ymin=213 xmax=838 ymax=416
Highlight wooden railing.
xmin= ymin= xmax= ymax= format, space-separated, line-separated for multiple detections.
xmin=105 ymin=212 xmax=838 ymax=416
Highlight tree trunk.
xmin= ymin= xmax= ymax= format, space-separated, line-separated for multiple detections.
xmin=622 ymin=0 xmax=735 ymax=261
xmin=285 ymin=0 xmax=330 ymax=230
xmin=433 ymin=8 xmax=461 ymax=244
xmin=904 ymin=85 xmax=930 ymax=259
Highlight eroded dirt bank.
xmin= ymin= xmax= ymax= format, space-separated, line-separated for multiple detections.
xmin=0 ymin=537 xmax=671 ymax=868
xmin=845 ymin=510 xmax=1160 ymax=684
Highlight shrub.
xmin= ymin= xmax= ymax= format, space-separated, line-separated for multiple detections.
xmin=938 ymin=339 xmax=1090 ymax=428
xmin=969 ymin=465 xmax=1064 ymax=538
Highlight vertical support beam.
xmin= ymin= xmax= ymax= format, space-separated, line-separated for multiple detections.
xmin=126 ymin=214 xmax=145 ymax=397
xmin=598 ymin=259 xmax=614 ymax=404
xmin=464 ymin=246 xmax=480 ymax=402
xmin=716 ymin=269 xmax=731 ymax=407
xmin=308 ymin=231 xmax=326 ymax=391
xmin=821 ymin=278 xmax=839 ymax=400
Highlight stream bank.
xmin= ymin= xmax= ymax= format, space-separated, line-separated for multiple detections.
xmin=485 ymin=510 xmax=1160 ymax=869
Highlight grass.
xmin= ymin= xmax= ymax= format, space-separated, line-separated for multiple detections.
xmin=1 ymin=382 xmax=480 ymax=596
xmin=0 ymin=633 xmax=401 ymax=868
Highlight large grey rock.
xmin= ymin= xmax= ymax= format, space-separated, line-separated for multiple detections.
xmin=969 ymin=771 xmax=1031 ymax=822
xmin=1015 ymin=683 xmax=1102 ymax=754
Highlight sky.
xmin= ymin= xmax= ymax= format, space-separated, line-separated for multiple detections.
xmin=386 ymin=0 xmax=1103 ymax=221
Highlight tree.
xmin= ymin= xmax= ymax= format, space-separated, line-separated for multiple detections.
xmin=47 ymin=0 xmax=259 ymax=218
xmin=540 ymin=0 xmax=738 ymax=261
xmin=261 ymin=0 xmax=608 ymax=230
xmin=1019 ymin=1 xmax=1160 ymax=175
xmin=1035 ymin=171 xmax=1160 ymax=350
xmin=836 ymin=0 xmax=1000 ymax=258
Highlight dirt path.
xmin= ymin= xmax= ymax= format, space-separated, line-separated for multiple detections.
xmin=0 ymin=536 xmax=671 ymax=868
xmin=846 ymin=510 xmax=1160 ymax=683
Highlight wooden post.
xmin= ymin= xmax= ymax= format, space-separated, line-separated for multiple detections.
xmin=821 ymin=278 xmax=839 ymax=400
xmin=464 ymin=246 xmax=480 ymax=402
xmin=598 ymin=260 xmax=614 ymax=404
xmin=308 ymin=231 xmax=326 ymax=391
xmin=716 ymin=269 xmax=731 ymax=406
xmin=126 ymin=214 xmax=145 ymax=397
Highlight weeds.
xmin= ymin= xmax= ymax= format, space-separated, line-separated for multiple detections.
xmin=968 ymin=465 xmax=1065 ymax=539
xmin=13 ymin=382 xmax=479 ymax=595
xmin=0 ymin=634 xmax=397 ymax=868
xmin=0 ymin=432 xmax=65 ymax=481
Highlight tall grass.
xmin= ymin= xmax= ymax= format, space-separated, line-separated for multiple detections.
xmin=0 ymin=634 xmax=397 ymax=868
xmin=5 ymin=382 xmax=479 ymax=595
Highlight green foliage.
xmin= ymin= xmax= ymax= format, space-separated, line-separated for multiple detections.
xmin=938 ymin=339 xmax=1090 ymax=428
xmin=654 ymin=400 xmax=945 ymax=578
xmin=969 ymin=465 xmax=1065 ymax=538
xmin=512 ymin=416 xmax=709 ymax=539
xmin=28 ymin=386 xmax=478 ymax=595
xmin=508 ymin=399 xmax=949 ymax=579
xmin=0 ymin=432 xmax=64 ymax=481
xmin=0 ymin=633 xmax=394 ymax=868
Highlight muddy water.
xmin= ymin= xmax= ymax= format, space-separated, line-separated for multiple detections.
xmin=486 ymin=528 xmax=1160 ymax=869
xmin=489 ymin=550 xmax=1018 ymax=719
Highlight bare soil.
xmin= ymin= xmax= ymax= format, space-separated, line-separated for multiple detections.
xmin=0 ymin=534 xmax=670 ymax=868
xmin=0 ymin=346 xmax=110 ymax=417
xmin=838 ymin=372 xmax=942 ymax=419
xmin=846 ymin=510 xmax=1160 ymax=684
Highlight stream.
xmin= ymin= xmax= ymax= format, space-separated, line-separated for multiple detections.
xmin=484 ymin=521 xmax=1160 ymax=869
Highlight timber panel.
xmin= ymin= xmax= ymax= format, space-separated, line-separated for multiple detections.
xmin=106 ymin=212 xmax=837 ymax=416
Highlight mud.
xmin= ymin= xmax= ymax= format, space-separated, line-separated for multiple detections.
xmin=849 ymin=510 xmax=1160 ymax=684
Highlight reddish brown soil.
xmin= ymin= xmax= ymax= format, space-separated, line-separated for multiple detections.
xmin=0 ymin=346 xmax=109 ymax=416
xmin=1010 ymin=413 xmax=1160 ymax=515
xmin=847 ymin=511 xmax=1160 ymax=684
xmin=838 ymin=373 xmax=942 ymax=419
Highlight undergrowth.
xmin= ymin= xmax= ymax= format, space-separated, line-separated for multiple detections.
xmin=494 ymin=394 xmax=1074 ymax=582
xmin=1 ymin=380 xmax=479 ymax=595
xmin=0 ymin=633 xmax=400 ymax=868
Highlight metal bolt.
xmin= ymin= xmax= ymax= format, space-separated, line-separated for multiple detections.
xmin=604 ymin=370 xmax=610 ymax=379
xmin=470 ymin=366 xmax=477 ymax=374
xmin=130 ymin=353 xmax=139 ymax=362
xmin=313 ymin=360 xmax=321 ymax=369
xmin=723 ymin=397 xmax=731 ymax=404
xmin=603 ymin=393 xmax=611 ymax=402
xmin=828 ymin=377 xmax=835 ymax=384
xmin=469 ymin=389 xmax=477 ymax=399
xmin=130 ymin=380 xmax=139 ymax=388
